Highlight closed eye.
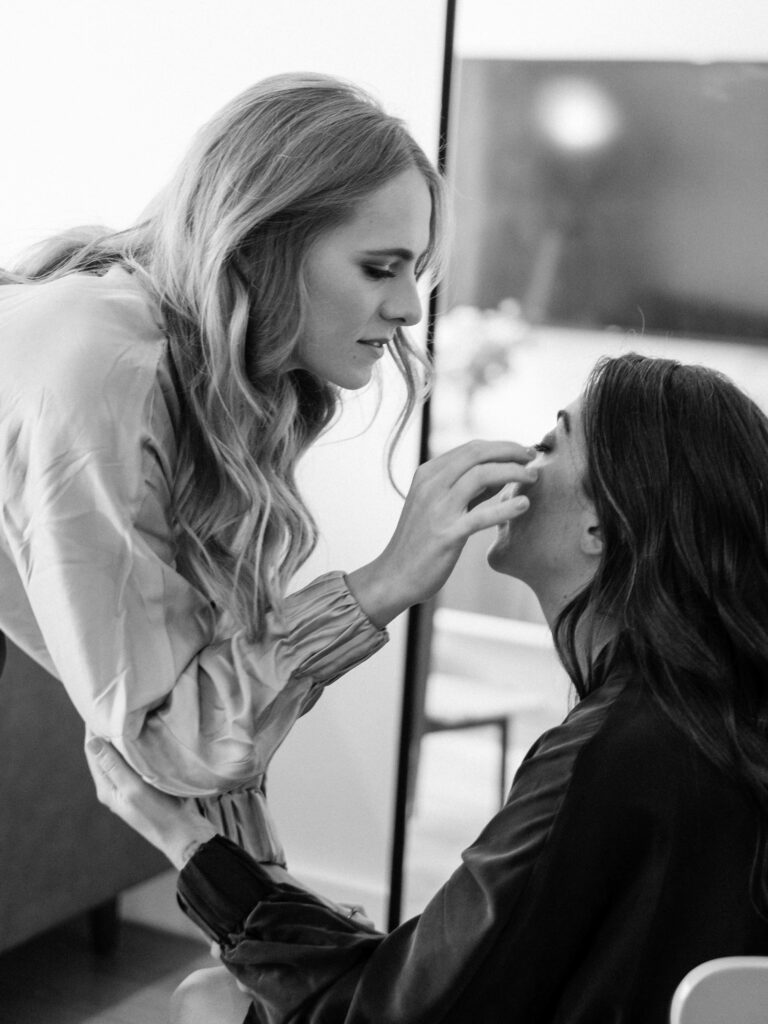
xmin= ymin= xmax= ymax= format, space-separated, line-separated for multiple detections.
xmin=363 ymin=265 xmax=396 ymax=280
xmin=533 ymin=431 xmax=555 ymax=454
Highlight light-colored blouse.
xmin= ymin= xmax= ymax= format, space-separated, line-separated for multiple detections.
xmin=0 ymin=267 xmax=388 ymax=861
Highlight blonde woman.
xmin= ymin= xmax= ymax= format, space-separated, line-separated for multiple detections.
xmin=0 ymin=73 xmax=534 ymax=861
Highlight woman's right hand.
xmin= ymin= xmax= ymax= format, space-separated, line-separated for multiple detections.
xmin=346 ymin=439 xmax=536 ymax=627
xmin=85 ymin=736 xmax=218 ymax=871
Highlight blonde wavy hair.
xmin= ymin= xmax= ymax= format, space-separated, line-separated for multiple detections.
xmin=8 ymin=73 xmax=447 ymax=638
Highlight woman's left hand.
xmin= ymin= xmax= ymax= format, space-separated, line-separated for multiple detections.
xmin=85 ymin=736 xmax=218 ymax=870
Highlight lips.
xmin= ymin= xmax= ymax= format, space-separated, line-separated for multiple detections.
xmin=357 ymin=338 xmax=389 ymax=349
xmin=499 ymin=481 xmax=522 ymax=501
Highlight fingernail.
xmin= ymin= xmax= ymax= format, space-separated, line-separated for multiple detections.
xmin=86 ymin=737 xmax=104 ymax=755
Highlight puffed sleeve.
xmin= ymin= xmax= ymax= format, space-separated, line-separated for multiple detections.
xmin=177 ymin=835 xmax=383 ymax=1022
xmin=0 ymin=272 xmax=387 ymax=800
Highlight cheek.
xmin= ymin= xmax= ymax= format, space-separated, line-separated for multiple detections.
xmin=305 ymin=285 xmax=342 ymax=329
xmin=305 ymin=258 xmax=350 ymax=317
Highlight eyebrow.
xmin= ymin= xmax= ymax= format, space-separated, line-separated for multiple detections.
xmin=557 ymin=409 xmax=572 ymax=434
xmin=359 ymin=247 xmax=418 ymax=262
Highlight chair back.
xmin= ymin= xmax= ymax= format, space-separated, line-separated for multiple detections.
xmin=670 ymin=956 xmax=768 ymax=1024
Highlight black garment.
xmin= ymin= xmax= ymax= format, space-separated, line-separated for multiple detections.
xmin=178 ymin=670 xmax=768 ymax=1023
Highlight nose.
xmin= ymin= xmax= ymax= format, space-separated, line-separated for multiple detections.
xmin=381 ymin=274 xmax=422 ymax=328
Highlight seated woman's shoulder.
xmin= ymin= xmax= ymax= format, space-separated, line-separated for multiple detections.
xmin=575 ymin=677 xmax=721 ymax=800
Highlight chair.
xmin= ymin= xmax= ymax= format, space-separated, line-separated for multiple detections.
xmin=416 ymin=606 xmax=564 ymax=809
xmin=670 ymin=956 xmax=768 ymax=1024
xmin=422 ymin=671 xmax=525 ymax=807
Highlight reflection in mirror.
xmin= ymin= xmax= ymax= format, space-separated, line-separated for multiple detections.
xmin=399 ymin=53 xmax=768 ymax=922
xmin=448 ymin=60 xmax=768 ymax=339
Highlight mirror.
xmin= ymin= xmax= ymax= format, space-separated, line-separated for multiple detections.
xmin=448 ymin=60 xmax=768 ymax=340
xmin=393 ymin=1 xmax=768 ymax=925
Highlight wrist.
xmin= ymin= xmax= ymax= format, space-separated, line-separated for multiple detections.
xmin=170 ymin=821 xmax=220 ymax=871
xmin=346 ymin=561 xmax=412 ymax=629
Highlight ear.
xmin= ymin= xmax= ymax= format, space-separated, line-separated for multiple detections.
xmin=579 ymin=508 xmax=603 ymax=558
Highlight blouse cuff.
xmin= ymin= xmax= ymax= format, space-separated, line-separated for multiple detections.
xmin=177 ymin=835 xmax=273 ymax=944
xmin=282 ymin=571 xmax=388 ymax=687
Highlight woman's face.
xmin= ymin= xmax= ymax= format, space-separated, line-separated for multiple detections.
xmin=293 ymin=166 xmax=432 ymax=389
xmin=487 ymin=395 xmax=602 ymax=614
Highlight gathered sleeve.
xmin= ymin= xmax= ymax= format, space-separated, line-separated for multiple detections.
xmin=0 ymin=273 xmax=387 ymax=797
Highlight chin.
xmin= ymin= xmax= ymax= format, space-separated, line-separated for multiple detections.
xmin=340 ymin=375 xmax=374 ymax=391
xmin=488 ymin=537 xmax=533 ymax=584
xmin=486 ymin=537 xmax=512 ymax=576
xmin=331 ymin=365 xmax=377 ymax=390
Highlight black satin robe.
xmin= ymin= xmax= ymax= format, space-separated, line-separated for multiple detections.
xmin=178 ymin=668 xmax=768 ymax=1023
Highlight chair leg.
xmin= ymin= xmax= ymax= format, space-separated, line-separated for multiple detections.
xmin=89 ymin=897 xmax=120 ymax=954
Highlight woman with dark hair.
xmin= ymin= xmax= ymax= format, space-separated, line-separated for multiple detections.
xmin=0 ymin=72 xmax=534 ymax=860
xmin=89 ymin=352 xmax=768 ymax=1023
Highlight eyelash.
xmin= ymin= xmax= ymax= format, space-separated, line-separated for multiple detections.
xmin=533 ymin=440 xmax=553 ymax=453
xmin=363 ymin=265 xmax=396 ymax=280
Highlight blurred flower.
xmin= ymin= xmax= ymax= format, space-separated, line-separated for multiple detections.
xmin=433 ymin=299 xmax=529 ymax=436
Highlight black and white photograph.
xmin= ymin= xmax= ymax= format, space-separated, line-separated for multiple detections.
xmin=0 ymin=2 xmax=767 ymax=1021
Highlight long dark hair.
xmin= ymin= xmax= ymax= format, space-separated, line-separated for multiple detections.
xmin=554 ymin=352 xmax=768 ymax=912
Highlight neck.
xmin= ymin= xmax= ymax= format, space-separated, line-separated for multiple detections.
xmin=533 ymin=577 xmax=585 ymax=631
xmin=534 ymin=582 xmax=616 ymax=675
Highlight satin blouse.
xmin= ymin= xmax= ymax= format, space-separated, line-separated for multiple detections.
xmin=0 ymin=267 xmax=387 ymax=860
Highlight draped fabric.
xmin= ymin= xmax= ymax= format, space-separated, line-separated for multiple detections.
xmin=179 ymin=667 xmax=768 ymax=1023
xmin=178 ymin=837 xmax=383 ymax=1023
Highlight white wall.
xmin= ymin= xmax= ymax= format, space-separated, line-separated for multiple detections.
xmin=0 ymin=0 xmax=447 ymax=933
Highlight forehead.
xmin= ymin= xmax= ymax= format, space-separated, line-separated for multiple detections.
xmin=334 ymin=166 xmax=433 ymax=254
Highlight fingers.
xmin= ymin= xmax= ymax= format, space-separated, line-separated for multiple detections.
xmin=84 ymin=737 xmax=146 ymax=807
xmin=406 ymin=442 xmax=536 ymax=524
xmin=85 ymin=736 xmax=127 ymax=788
xmin=454 ymin=460 xmax=537 ymax=513
xmin=84 ymin=735 xmax=117 ymax=800
xmin=465 ymin=490 xmax=530 ymax=532
xmin=418 ymin=439 xmax=535 ymax=488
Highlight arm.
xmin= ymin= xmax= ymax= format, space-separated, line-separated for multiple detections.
xmin=165 ymin=679 xmax=640 ymax=1023
xmin=6 ymin=417 xmax=534 ymax=797
xmin=86 ymin=738 xmax=384 ymax=1022
xmin=175 ymin=677 xmax=676 ymax=1024
xmin=2 ymin=276 xmax=535 ymax=796
xmin=1 ymin=302 xmax=387 ymax=796
xmin=88 ymin=678 xmax=658 ymax=1024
